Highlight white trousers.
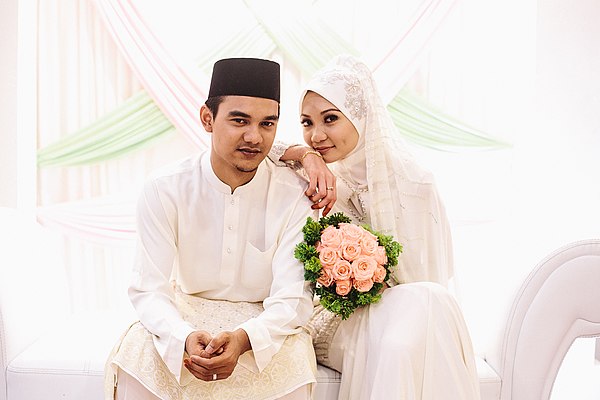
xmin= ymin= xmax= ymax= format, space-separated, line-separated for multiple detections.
xmin=116 ymin=369 xmax=312 ymax=400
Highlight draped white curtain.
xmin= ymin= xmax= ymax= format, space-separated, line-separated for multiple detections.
xmin=23 ymin=2 xmax=600 ymax=392
xmin=36 ymin=0 xmax=475 ymax=312
xmin=36 ymin=0 xmax=193 ymax=311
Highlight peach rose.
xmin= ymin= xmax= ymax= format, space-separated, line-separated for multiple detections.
xmin=320 ymin=225 xmax=343 ymax=249
xmin=373 ymin=265 xmax=387 ymax=283
xmin=374 ymin=246 xmax=388 ymax=265
xmin=335 ymin=279 xmax=352 ymax=296
xmin=332 ymin=259 xmax=353 ymax=281
xmin=339 ymin=223 xmax=364 ymax=242
xmin=341 ymin=240 xmax=362 ymax=261
xmin=361 ymin=229 xmax=378 ymax=242
xmin=359 ymin=235 xmax=379 ymax=256
xmin=352 ymin=255 xmax=378 ymax=280
xmin=353 ymin=278 xmax=374 ymax=293
xmin=319 ymin=246 xmax=339 ymax=268
xmin=317 ymin=268 xmax=334 ymax=287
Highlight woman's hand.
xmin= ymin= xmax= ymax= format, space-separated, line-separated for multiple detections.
xmin=279 ymin=145 xmax=337 ymax=216
xmin=301 ymin=152 xmax=337 ymax=216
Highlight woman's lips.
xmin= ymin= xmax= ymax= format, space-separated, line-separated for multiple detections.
xmin=315 ymin=146 xmax=334 ymax=155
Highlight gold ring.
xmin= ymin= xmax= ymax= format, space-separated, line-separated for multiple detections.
xmin=212 ymin=373 xmax=217 ymax=381
xmin=326 ymin=186 xmax=334 ymax=191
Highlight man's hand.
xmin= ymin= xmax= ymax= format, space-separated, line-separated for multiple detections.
xmin=185 ymin=330 xmax=213 ymax=357
xmin=183 ymin=329 xmax=251 ymax=381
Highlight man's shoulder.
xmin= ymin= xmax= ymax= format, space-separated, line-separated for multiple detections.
xmin=263 ymin=159 xmax=308 ymax=192
xmin=146 ymin=153 xmax=202 ymax=185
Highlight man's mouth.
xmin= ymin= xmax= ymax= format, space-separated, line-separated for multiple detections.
xmin=238 ymin=148 xmax=262 ymax=155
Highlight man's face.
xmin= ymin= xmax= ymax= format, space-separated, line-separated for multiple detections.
xmin=201 ymin=96 xmax=279 ymax=188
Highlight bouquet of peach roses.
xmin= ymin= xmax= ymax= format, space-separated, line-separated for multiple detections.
xmin=294 ymin=212 xmax=402 ymax=320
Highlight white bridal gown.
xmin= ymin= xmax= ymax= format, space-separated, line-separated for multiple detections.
xmin=319 ymin=281 xmax=481 ymax=399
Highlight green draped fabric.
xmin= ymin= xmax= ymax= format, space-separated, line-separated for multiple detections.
xmin=37 ymin=91 xmax=175 ymax=167
xmin=242 ymin=3 xmax=359 ymax=77
xmin=196 ymin=23 xmax=276 ymax=75
xmin=37 ymin=5 xmax=510 ymax=168
xmin=388 ymin=89 xmax=511 ymax=151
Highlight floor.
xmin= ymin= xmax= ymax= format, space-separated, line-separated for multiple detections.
xmin=551 ymin=337 xmax=600 ymax=399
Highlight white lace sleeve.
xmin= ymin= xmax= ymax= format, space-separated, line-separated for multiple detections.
xmin=268 ymin=140 xmax=302 ymax=168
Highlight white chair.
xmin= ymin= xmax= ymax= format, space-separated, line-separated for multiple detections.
xmin=0 ymin=207 xmax=132 ymax=400
xmin=2 ymin=206 xmax=598 ymax=399
xmin=485 ymin=238 xmax=600 ymax=400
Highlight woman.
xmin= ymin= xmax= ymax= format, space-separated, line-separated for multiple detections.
xmin=270 ymin=55 xmax=481 ymax=399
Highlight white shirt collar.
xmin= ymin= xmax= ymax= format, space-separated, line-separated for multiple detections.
xmin=201 ymin=150 xmax=268 ymax=195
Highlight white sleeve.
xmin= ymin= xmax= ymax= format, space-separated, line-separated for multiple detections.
xmin=237 ymin=191 xmax=317 ymax=372
xmin=128 ymin=179 xmax=195 ymax=382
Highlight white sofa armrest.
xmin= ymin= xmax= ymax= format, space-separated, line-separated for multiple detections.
xmin=0 ymin=207 xmax=70 ymax=400
xmin=489 ymin=239 xmax=600 ymax=400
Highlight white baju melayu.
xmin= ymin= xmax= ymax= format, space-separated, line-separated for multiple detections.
xmin=104 ymin=151 xmax=318 ymax=400
xmin=271 ymin=55 xmax=481 ymax=399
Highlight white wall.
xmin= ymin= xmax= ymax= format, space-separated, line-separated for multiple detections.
xmin=421 ymin=0 xmax=600 ymax=357
xmin=0 ymin=0 xmax=37 ymax=213
xmin=4 ymin=0 xmax=599 ymax=362
xmin=0 ymin=0 xmax=18 ymax=207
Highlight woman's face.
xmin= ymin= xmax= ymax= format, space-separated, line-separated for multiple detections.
xmin=300 ymin=91 xmax=359 ymax=163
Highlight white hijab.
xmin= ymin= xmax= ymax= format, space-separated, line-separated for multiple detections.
xmin=301 ymin=55 xmax=453 ymax=286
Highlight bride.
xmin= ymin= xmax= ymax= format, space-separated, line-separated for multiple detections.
xmin=270 ymin=55 xmax=481 ymax=400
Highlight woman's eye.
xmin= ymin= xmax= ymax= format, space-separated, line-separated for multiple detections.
xmin=300 ymin=118 xmax=312 ymax=127
xmin=324 ymin=114 xmax=338 ymax=123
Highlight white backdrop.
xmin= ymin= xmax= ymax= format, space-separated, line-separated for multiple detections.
xmin=3 ymin=0 xmax=600 ymax=382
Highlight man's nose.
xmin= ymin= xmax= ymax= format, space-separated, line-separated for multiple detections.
xmin=243 ymin=125 xmax=262 ymax=144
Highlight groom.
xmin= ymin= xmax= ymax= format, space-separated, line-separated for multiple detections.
xmin=106 ymin=57 xmax=318 ymax=399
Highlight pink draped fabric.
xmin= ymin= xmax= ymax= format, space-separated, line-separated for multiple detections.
xmin=37 ymin=197 xmax=137 ymax=245
xmin=41 ymin=0 xmax=457 ymax=243
xmin=372 ymin=0 xmax=458 ymax=104
xmin=92 ymin=0 xmax=208 ymax=149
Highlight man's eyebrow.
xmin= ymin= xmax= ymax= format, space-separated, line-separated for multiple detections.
xmin=227 ymin=110 xmax=252 ymax=119
xmin=226 ymin=111 xmax=279 ymax=121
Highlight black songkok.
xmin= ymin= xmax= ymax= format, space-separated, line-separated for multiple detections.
xmin=208 ymin=58 xmax=280 ymax=102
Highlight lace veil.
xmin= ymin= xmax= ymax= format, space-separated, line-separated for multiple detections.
xmin=301 ymin=55 xmax=453 ymax=285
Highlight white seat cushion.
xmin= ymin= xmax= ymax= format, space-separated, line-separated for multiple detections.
xmin=6 ymin=310 xmax=500 ymax=400
xmin=313 ymin=356 xmax=500 ymax=400
xmin=476 ymin=356 xmax=501 ymax=400
xmin=6 ymin=311 xmax=133 ymax=400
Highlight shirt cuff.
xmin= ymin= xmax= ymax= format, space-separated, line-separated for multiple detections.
xmin=152 ymin=321 xmax=196 ymax=383
xmin=236 ymin=319 xmax=281 ymax=373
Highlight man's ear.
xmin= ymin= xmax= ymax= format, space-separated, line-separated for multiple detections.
xmin=199 ymin=104 xmax=213 ymax=132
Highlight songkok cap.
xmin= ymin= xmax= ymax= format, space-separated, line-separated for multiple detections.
xmin=208 ymin=58 xmax=280 ymax=102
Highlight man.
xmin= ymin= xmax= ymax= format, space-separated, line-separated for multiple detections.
xmin=105 ymin=58 xmax=318 ymax=399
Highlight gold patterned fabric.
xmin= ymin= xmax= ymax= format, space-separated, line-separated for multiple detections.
xmin=104 ymin=292 xmax=317 ymax=400
xmin=304 ymin=302 xmax=341 ymax=371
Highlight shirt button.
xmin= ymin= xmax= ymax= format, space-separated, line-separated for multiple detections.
xmin=226 ymin=248 xmax=231 ymax=254
xmin=230 ymin=199 xmax=235 ymax=205
xmin=228 ymin=225 xmax=233 ymax=230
